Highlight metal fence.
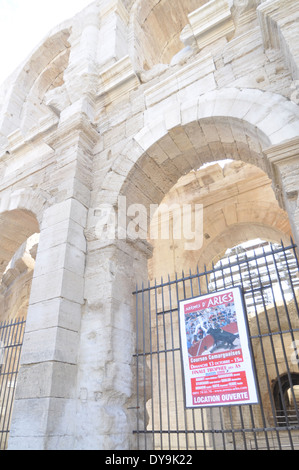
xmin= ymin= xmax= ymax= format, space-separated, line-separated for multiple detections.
xmin=0 ymin=318 xmax=26 ymax=450
xmin=133 ymin=240 xmax=299 ymax=450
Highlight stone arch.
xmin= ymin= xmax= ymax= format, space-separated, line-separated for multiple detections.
xmin=0 ymin=27 xmax=71 ymax=138
xmin=0 ymin=188 xmax=47 ymax=278
xmin=0 ymin=188 xmax=48 ymax=226
xmin=129 ymin=0 xmax=206 ymax=69
xmin=0 ymin=188 xmax=46 ymax=321
xmin=196 ymin=222 xmax=291 ymax=270
xmin=0 ymin=210 xmax=39 ymax=279
xmin=0 ymin=233 xmax=39 ymax=322
xmin=272 ymin=373 xmax=299 ymax=426
xmin=104 ymin=89 xmax=299 ymax=216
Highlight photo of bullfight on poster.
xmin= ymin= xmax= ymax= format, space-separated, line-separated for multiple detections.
xmin=179 ymin=287 xmax=259 ymax=408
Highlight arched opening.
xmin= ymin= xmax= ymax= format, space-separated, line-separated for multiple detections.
xmin=130 ymin=0 xmax=208 ymax=70
xmin=0 ymin=233 xmax=40 ymax=322
xmin=273 ymin=374 xmax=299 ymax=427
xmin=0 ymin=28 xmax=71 ymax=138
xmin=135 ymin=152 xmax=298 ymax=449
xmin=96 ymin=89 xmax=299 ymax=449
xmin=120 ymin=113 xmax=299 ymax=449
xmin=0 ymin=209 xmax=40 ymax=449
xmin=0 ymin=209 xmax=39 ymax=281
xmin=148 ymin=159 xmax=292 ymax=280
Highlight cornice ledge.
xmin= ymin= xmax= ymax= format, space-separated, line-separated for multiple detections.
xmin=144 ymin=53 xmax=215 ymax=108
xmin=264 ymin=137 xmax=299 ymax=166
xmin=97 ymin=55 xmax=140 ymax=104
xmin=186 ymin=0 xmax=235 ymax=50
xmin=4 ymin=115 xmax=59 ymax=154
xmin=45 ymin=112 xmax=99 ymax=151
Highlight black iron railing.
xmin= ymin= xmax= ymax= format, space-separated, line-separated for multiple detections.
xmin=133 ymin=240 xmax=299 ymax=450
xmin=0 ymin=317 xmax=26 ymax=450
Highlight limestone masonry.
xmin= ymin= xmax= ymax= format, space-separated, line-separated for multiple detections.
xmin=0 ymin=0 xmax=298 ymax=450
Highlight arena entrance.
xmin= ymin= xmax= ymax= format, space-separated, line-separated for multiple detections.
xmin=133 ymin=239 xmax=299 ymax=450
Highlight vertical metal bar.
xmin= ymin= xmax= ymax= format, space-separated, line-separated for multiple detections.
xmin=174 ymin=272 xmax=189 ymax=450
xmin=0 ymin=319 xmax=14 ymax=450
xmin=147 ymin=280 xmax=155 ymax=450
xmin=0 ymin=320 xmax=8 ymax=450
xmin=181 ymin=270 xmax=190 ymax=450
xmin=154 ymin=279 xmax=163 ymax=450
xmin=160 ymin=277 xmax=171 ymax=449
xmin=220 ymin=257 xmax=241 ymax=450
xmin=243 ymin=250 xmax=273 ymax=450
xmin=203 ymin=265 xmax=217 ymax=450
xmin=279 ymin=242 xmax=299 ymax=424
xmin=226 ymin=253 xmax=250 ymax=450
xmin=2 ymin=319 xmax=17 ymax=449
xmin=264 ymin=245 xmax=295 ymax=436
xmin=282 ymin=239 xmax=299 ymax=319
xmin=208 ymin=261 xmax=230 ymax=450
xmin=135 ymin=284 xmax=140 ymax=450
xmin=141 ymin=282 xmax=148 ymax=450
xmin=0 ymin=320 xmax=10 ymax=431
xmin=196 ymin=265 xmax=207 ymax=450
xmin=268 ymin=244 xmax=299 ymax=435
xmin=212 ymin=260 xmax=228 ymax=450
xmin=167 ymin=274 xmax=180 ymax=449
xmin=2 ymin=318 xmax=24 ymax=450
xmin=253 ymin=246 xmax=285 ymax=448
xmin=270 ymin=243 xmax=296 ymax=340
xmin=188 ymin=269 xmax=198 ymax=450
xmin=231 ymin=251 xmax=260 ymax=450
xmin=196 ymin=265 xmax=202 ymax=296
xmin=0 ymin=318 xmax=26 ymax=450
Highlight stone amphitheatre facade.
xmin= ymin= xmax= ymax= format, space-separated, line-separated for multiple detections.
xmin=0 ymin=0 xmax=299 ymax=450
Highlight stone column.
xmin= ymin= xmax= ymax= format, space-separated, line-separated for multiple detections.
xmin=63 ymin=0 xmax=129 ymax=104
xmin=8 ymin=199 xmax=86 ymax=450
xmin=265 ymin=137 xmax=299 ymax=248
xmin=75 ymin=214 xmax=152 ymax=449
xmin=8 ymin=112 xmax=98 ymax=450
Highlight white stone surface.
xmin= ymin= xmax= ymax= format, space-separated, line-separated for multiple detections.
xmin=0 ymin=0 xmax=297 ymax=451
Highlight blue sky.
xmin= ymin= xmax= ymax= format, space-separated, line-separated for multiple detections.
xmin=0 ymin=0 xmax=92 ymax=85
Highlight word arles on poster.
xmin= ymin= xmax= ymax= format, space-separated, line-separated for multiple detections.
xmin=179 ymin=287 xmax=259 ymax=408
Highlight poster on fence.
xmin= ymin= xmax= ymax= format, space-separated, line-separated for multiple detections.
xmin=179 ymin=287 xmax=259 ymax=408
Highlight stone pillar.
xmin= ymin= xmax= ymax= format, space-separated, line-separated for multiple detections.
xmin=75 ymin=218 xmax=152 ymax=449
xmin=8 ymin=110 xmax=98 ymax=449
xmin=265 ymin=137 xmax=299 ymax=248
xmin=7 ymin=199 xmax=86 ymax=450
xmin=63 ymin=0 xmax=129 ymax=104
xmin=96 ymin=0 xmax=129 ymax=68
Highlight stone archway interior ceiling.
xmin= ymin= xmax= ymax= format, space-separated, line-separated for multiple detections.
xmin=198 ymin=222 xmax=292 ymax=268
xmin=133 ymin=0 xmax=208 ymax=68
xmin=0 ymin=210 xmax=39 ymax=278
xmin=146 ymin=158 xmax=292 ymax=278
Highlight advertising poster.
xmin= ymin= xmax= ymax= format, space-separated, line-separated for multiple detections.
xmin=179 ymin=287 xmax=259 ymax=408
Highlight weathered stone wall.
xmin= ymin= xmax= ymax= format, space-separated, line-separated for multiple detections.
xmin=0 ymin=0 xmax=297 ymax=450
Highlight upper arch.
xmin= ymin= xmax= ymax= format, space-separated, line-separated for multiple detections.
xmin=129 ymin=0 xmax=208 ymax=69
xmin=105 ymin=88 xmax=299 ymax=211
xmin=0 ymin=188 xmax=47 ymax=278
xmin=0 ymin=26 xmax=71 ymax=139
